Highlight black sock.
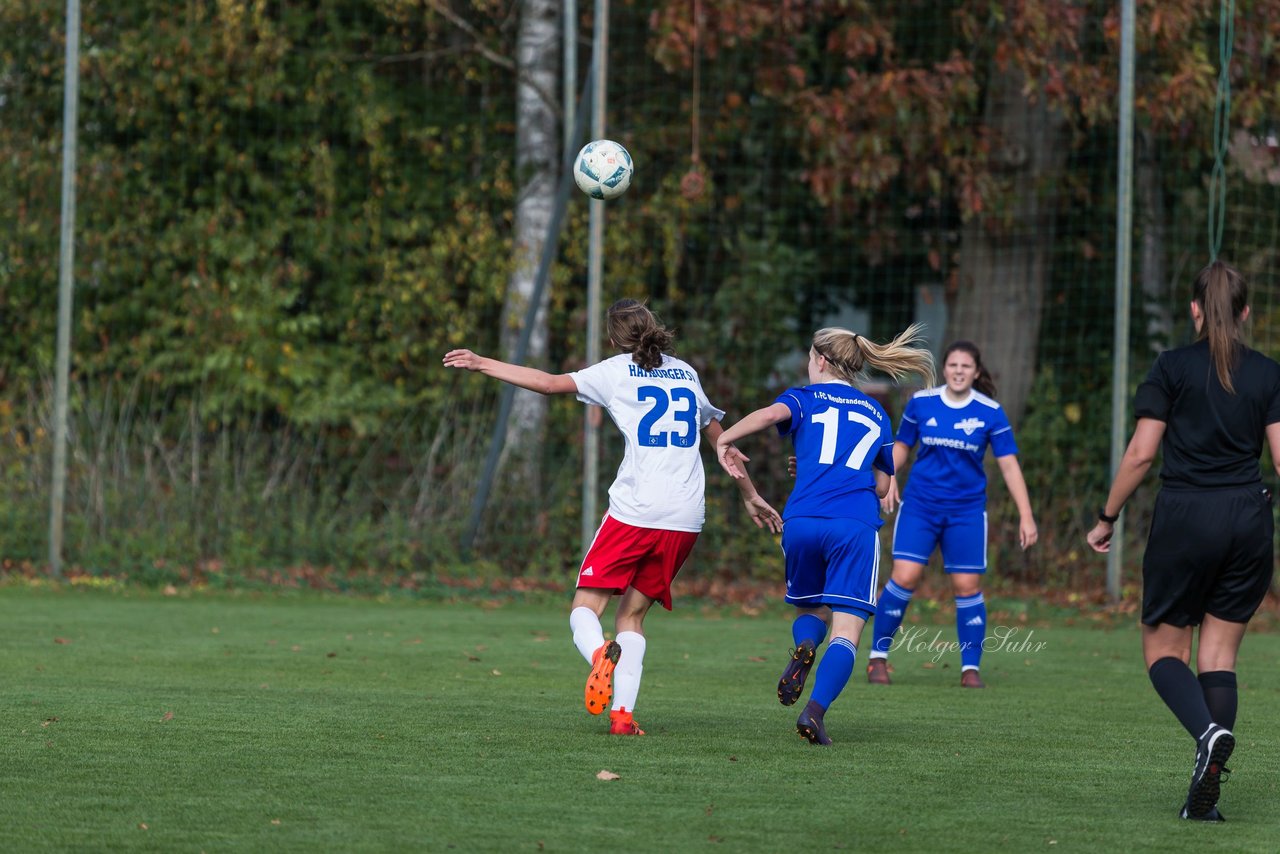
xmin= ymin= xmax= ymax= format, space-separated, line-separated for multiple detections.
xmin=1148 ymin=657 xmax=1213 ymax=740
xmin=1198 ymin=670 xmax=1238 ymax=731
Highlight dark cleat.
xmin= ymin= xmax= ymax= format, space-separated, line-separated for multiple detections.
xmin=1179 ymin=803 xmax=1225 ymax=822
xmin=960 ymin=669 xmax=986 ymax=689
xmin=777 ymin=639 xmax=817 ymax=706
xmin=1185 ymin=725 xmax=1234 ymax=818
xmin=795 ymin=699 xmax=832 ymax=746
xmin=866 ymin=658 xmax=891 ymax=685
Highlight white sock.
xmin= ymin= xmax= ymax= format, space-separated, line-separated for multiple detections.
xmin=569 ymin=607 xmax=606 ymax=664
xmin=612 ymin=631 xmax=646 ymax=712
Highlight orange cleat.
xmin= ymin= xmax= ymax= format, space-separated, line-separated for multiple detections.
xmin=960 ymin=669 xmax=986 ymax=689
xmin=585 ymin=640 xmax=621 ymax=715
xmin=609 ymin=707 xmax=645 ymax=736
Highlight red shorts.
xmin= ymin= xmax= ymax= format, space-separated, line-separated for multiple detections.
xmin=577 ymin=514 xmax=699 ymax=611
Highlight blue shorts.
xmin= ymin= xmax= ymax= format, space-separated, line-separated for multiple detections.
xmin=780 ymin=516 xmax=879 ymax=618
xmin=891 ymin=499 xmax=987 ymax=573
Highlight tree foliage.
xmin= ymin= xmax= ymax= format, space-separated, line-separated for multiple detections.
xmin=4 ymin=1 xmax=1280 ymax=579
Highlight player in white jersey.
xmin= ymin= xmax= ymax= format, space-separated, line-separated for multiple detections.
xmin=444 ymin=299 xmax=780 ymax=735
xmin=715 ymin=325 xmax=934 ymax=745
xmin=866 ymin=341 xmax=1037 ymax=688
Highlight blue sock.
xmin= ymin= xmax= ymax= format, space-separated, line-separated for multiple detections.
xmin=809 ymin=637 xmax=856 ymax=709
xmin=955 ymin=592 xmax=986 ymax=670
xmin=869 ymin=580 xmax=913 ymax=657
xmin=792 ymin=613 xmax=828 ymax=649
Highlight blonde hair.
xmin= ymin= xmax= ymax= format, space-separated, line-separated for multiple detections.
xmin=811 ymin=323 xmax=935 ymax=387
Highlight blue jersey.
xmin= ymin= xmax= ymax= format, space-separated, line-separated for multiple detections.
xmin=897 ymin=387 xmax=1018 ymax=510
xmin=774 ymin=382 xmax=895 ymax=525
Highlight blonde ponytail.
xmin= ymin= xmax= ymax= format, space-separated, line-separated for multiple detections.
xmin=811 ymin=323 xmax=935 ymax=387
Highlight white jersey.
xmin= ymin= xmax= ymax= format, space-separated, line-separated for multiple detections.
xmin=570 ymin=353 xmax=724 ymax=532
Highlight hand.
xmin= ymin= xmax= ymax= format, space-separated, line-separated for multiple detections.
xmin=717 ymin=440 xmax=746 ymax=479
xmin=880 ymin=477 xmax=900 ymax=514
xmin=743 ymin=494 xmax=783 ymax=534
xmin=1086 ymin=520 xmax=1113 ymax=552
xmin=443 ymin=349 xmax=483 ymax=371
xmin=786 ymin=455 xmax=797 ymax=478
xmin=1019 ymin=517 xmax=1039 ymax=550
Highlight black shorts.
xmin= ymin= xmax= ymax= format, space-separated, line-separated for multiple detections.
xmin=1142 ymin=484 xmax=1275 ymax=627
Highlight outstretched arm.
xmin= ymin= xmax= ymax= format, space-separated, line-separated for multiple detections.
xmin=714 ymin=403 xmax=792 ymax=479
xmin=1086 ymin=417 xmax=1164 ymax=553
xmin=996 ymin=454 xmax=1038 ymax=550
xmin=704 ymin=419 xmax=783 ymax=534
xmin=442 ymin=349 xmax=578 ymax=395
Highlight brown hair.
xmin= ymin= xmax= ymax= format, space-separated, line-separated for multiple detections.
xmin=943 ymin=340 xmax=997 ymax=398
xmin=1192 ymin=260 xmax=1248 ymax=394
xmin=811 ymin=323 xmax=936 ymax=387
xmin=607 ymin=299 xmax=674 ymax=371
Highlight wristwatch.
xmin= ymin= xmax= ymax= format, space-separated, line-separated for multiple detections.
xmin=1097 ymin=507 xmax=1120 ymax=524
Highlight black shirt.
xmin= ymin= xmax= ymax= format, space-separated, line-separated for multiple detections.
xmin=1133 ymin=339 xmax=1280 ymax=489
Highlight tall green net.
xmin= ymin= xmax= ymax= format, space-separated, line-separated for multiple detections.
xmin=2 ymin=1 xmax=1279 ymax=594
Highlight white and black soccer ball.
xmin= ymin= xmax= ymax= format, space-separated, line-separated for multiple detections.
xmin=573 ymin=139 xmax=633 ymax=200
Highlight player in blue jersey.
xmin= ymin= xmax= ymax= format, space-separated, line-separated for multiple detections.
xmin=1087 ymin=260 xmax=1280 ymax=821
xmin=715 ymin=325 xmax=934 ymax=745
xmin=866 ymin=341 xmax=1038 ymax=689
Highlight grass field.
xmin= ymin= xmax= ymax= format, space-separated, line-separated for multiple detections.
xmin=3 ymin=584 xmax=1279 ymax=852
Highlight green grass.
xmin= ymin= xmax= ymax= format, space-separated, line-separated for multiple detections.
xmin=3 ymin=585 xmax=1279 ymax=852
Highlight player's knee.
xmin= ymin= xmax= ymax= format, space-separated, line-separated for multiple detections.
xmin=891 ymin=565 xmax=924 ymax=590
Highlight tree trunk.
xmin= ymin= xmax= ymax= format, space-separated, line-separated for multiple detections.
xmin=500 ymin=0 xmax=561 ymax=483
xmin=1137 ymin=126 xmax=1174 ymax=355
xmin=952 ymin=64 xmax=1069 ymax=426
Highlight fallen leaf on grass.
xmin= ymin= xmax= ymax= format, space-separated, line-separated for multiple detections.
xmin=326 ymin=652 xmax=337 ymax=658
xmin=491 ymin=669 xmax=501 ymax=676
xmin=596 ymin=770 xmax=620 ymax=781
xmin=161 ymin=712 xmax=174 ymax=722
xmin=271 ymin=819 xmax=281 ymax=826
xmin=162 ymin=584 xmax=178 ymax=596
xmin=54 ymin=637 xmax=71 ymax=645
xmin=747 ymin=656 xmax=767 ymax=663
xmin=137 ymin=823 xmax=148 ymax=831
xmin=41 ymin=717 xmax=58 ymax=727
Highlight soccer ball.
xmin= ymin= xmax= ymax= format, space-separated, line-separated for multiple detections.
xmin=573 ymin=139 xmax=633 ymax=200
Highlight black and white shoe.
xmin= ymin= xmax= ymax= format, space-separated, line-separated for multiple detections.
xmin=1179 ymin=803 xmax=1225 ymax=822
xmin=1185 ymin=724 xmax=1234 ymax=819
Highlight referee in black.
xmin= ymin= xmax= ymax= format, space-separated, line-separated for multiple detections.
xmin=1087 ymin=259 xmax=1280 ymax=822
